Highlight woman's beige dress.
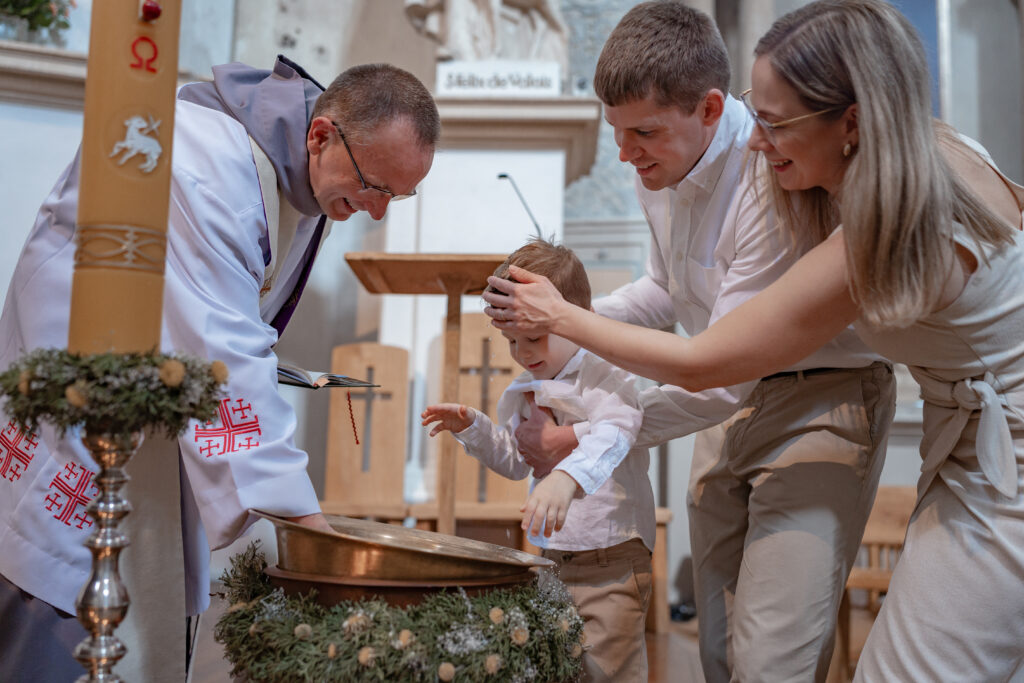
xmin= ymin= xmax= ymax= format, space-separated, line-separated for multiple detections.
xmin=853 ymin=217 xmax=1024 ymax=681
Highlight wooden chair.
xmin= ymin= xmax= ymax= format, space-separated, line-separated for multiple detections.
xmin=828 ymin=486 xmax=917 ymax=682
xmin=451 ymin=313 xmax=528 ymax=506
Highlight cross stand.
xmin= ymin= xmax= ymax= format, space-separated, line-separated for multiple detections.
xmin=344 ymin=252 xmax=505 ymax=536
xmin=461 ymin=335 xmax=512 ymax=502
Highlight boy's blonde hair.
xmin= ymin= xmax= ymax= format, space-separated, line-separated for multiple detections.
xmin=490 ymin=238 xmax=591 ymax=310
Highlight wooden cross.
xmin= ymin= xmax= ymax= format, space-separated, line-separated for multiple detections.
xmin=461 ymin=336 xmax=513 ymax=501
xmin=347 ymin=367 xmax=393 ymax=472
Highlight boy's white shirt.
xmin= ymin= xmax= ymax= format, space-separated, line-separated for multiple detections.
xmin=452 ymin=348 xmax=656 ymax=551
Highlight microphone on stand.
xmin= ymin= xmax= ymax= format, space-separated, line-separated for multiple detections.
xmin=497 ymin=173 xmax=544 ymax=240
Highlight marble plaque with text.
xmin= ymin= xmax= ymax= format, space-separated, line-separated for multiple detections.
xmin=436 ymin=60 xmax=560 ymax=97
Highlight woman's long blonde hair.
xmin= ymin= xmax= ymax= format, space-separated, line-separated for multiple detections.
xmin=754 ymin=0 xmax=1014 ymax=328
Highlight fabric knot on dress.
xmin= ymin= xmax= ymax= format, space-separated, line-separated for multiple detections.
xmin=918 ymin=372 xmax=1017 ymax=498
xmin=950 ymin=378 xmax=987 ymax=410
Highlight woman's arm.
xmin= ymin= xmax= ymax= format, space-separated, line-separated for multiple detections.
xmin=483 ymin=234 xmax=861 ymax=391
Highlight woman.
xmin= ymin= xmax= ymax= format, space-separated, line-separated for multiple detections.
xmin=483 ymin=1 xmax=1024 ymax=679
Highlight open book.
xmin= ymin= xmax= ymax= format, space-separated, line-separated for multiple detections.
xmin=277 ymin=362 xmax=378 ymax=389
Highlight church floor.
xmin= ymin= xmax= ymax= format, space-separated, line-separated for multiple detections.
xmin=649 ymin=607 xmax=878 ymax=683
xmin=647 ymin=618 xmax=705 ymax=682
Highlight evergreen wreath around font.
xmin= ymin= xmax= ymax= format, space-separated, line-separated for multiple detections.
xmin=215 ymin=543 xmax=586 ymax=683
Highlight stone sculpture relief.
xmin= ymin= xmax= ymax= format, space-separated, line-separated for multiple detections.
xmin=404 ymin=0 xmax=569 ymax=73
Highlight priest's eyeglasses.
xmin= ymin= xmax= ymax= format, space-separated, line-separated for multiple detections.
xmin=739 ymin=89 xmax=844 ymax=142
xmin=331 ymin=121 xmax=416 ymax=201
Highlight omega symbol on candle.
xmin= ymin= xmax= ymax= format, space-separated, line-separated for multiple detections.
xmin=109 ymin=115 xmax=162 ymax=173
xmin=130 ymin=36 xmax=158 ymax=73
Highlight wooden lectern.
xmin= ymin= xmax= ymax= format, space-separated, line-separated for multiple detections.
xmin=344 ymin=252 xmax=506 ymax=535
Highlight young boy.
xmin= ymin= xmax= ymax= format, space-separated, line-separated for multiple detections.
xmin=421 ymin=238 xmax=655 ymax=682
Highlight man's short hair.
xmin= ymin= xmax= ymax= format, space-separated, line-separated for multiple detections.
xmin=490 ymin=237 xmax=591 ymax=310
xmin=594 ymin=0 xmax=730 ymax=113
xmin=313 ymin=63 xmax=440 ymax=147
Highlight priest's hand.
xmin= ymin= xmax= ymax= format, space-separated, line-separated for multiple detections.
xmin=421 ymin=403 xmax=473 ymax=436
xmin=515 ymin=393 xmax=577 ymax=477
xmin=521 ymin=470 xmax=580 ymax=538
xmin=287 ymin=512 xmax=334 ymax=534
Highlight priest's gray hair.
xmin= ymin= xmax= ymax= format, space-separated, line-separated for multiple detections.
xmin=313 ymin=63 xmax=440 ymax=148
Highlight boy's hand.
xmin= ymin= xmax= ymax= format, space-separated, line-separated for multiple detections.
xmin=421 ymin=403 xmax=473 ymax=436
xmin=521 ymin=470 xmax=580 ymax=538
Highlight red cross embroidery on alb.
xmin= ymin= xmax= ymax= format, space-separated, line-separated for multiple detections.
xmin=0 ymin=421 xmax=39 ymax=483
xmin=194 ymin=397 xmax=262 ymax=457
xmin=45 ymin=462 xmax=99 ymax=529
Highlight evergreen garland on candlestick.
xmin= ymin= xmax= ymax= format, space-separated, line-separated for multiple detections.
xmin=215 ymin=543 xmax=586 ymax=683
xmin=0 ymin=348 xmax=227 ymax=440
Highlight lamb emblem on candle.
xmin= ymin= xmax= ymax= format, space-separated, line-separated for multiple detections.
xmin=109 ymin=114 xmax=162 ymax=173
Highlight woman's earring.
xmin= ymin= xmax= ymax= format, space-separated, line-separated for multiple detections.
xmin=842 ymin=143 xmax=853 ymax=158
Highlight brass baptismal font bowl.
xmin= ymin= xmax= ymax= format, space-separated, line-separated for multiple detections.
xmin=253 ymin=511 xmax=554 ymax=606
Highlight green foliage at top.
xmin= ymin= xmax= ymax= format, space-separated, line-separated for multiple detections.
xmin=0 ymin=348 xmax=227 ymax=440
xmin=215 ymin=543 xmax=585 ymax=683
xmin=0 ymin=0 xmax=74 ymax=32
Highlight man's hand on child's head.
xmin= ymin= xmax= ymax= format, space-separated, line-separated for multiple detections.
xmin=521 ymin=470 xmax=581 ymax=538
xmin=421 ymin=403 xmax=473 ymax=436
xmin=483 ymin=265 xmax=564 ymax=336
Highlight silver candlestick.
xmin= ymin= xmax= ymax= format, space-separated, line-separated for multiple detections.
xmin=73 ymin=430 xmax=142 ymax=682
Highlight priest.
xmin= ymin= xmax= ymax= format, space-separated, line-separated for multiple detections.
xmin=0 ymin=56 xmax=439 ymax=680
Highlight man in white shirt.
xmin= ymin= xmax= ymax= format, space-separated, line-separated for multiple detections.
xmin=512 ymin=3 xmax=896 ymax=681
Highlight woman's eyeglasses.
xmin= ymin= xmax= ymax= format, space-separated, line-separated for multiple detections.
xmin=739 ymin=89 xmax=844 ymax=142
